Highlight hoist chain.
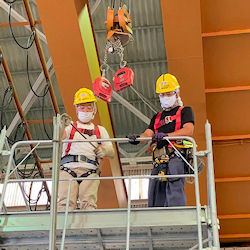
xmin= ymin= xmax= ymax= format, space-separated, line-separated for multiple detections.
xmin=100 ymin=38 xmax=127 ymax=77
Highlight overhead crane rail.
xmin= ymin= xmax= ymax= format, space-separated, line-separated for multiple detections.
xmin=0 ymin=115 xmax=220 ymax=250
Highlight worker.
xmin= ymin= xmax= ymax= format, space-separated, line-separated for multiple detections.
xmin=59 ymin=88 xmax=115 ymax=210
xmin=128 ymin=73 xmax=194 ymax=207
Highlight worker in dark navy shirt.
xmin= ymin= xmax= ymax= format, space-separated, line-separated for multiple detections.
xmin=128 ymin=73 xmax=194 ymax=207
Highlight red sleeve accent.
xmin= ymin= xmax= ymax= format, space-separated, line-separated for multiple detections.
xmin=65 ymin=122 xmax=77 ymax=155
xmin=174 ymin=106 xmax=184 ymax=131
xmin=95 ymin=125 xmax=101 ymax=145
xmin=154 ymin=112 xmax=162 ymax=133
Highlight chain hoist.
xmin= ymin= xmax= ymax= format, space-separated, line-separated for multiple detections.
xmin=92 ymin=4 xmax=134 ymax=102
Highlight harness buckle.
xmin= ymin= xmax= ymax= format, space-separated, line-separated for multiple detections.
xmin=164 ymin=116 xmax=172 ymax=124
xmin=155 ymin=155 xmax=169 ymax=164
xmin=158 ymin=171 xmax=167 ymax=182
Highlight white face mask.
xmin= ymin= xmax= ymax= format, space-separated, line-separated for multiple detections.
xmin=78 ymin=111 xmax=94 ymax=123
xmin=160 ymin=95 xmax=177 ymax=109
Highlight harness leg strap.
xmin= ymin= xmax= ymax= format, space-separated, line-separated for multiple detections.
xmin=60 ymin=166 xmax=100 ymax=185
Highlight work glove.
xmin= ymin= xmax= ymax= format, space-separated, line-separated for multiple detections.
xmin=94 ymin=146 xmax=105 ymax=159
xmin=127 ymin=134 xmax=140 ymax=145
xmin=152 ymin=132 xmax=168 ymax=143
xmin=61 ymin=113 xmax=72 ymax=127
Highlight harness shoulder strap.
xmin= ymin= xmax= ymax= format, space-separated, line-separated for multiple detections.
xmin=174 ymin=106 xmax=184 ymax=131
xmin=154 ymin=112 xmax=162 ymax=133
xmin=95 ymin=125 xmax=101 ymax=145
xmin=65 ymin=122 xmax=77 ymax=155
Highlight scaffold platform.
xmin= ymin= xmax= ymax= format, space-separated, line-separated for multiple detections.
xmin=0 ymin=117 xmax=220 ymax=249
xmin=0 ymin=207 xmax=209 ymax=250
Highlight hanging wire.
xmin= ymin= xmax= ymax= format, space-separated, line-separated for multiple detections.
xmin=26 ymin=46 xmax=49 ymax=97
xmin=8 ymin=3 xmax=36 ymax=50
xmin=4 ymin=0 xmax=52 ymax=210
xmin=6 ymin=0 xmax=52 ymax=141
xmin=0 ymin=86 xmax=14 ymax=130
xmin=12 ymin=121 xmax=26 ymax=142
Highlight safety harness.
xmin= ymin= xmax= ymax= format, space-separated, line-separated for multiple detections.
xmin=60 ymin=166 xmax=99 ymax=185
xmin=61 ymin=122 xmax=101 ymax=184
xmin=154 ymin=106 xmax=184 ymax=133
xmin=65 ymin=122 xmax=101 ymax=155
xmin=148 ymin=106 xmax=184 ymax=154
xmin=151 ymin=106 xmax=194 ymax=181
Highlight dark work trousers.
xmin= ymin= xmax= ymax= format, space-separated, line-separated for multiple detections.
xmin=148 ymin=155 xmax=186 ymax=207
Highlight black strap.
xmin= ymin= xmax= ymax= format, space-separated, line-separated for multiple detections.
xmin=60 ymin=166 xmax=98 ymax=184
xmin=61 ymin=154 xmax=99 ymax=167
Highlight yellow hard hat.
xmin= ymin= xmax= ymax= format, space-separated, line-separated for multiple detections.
xmin=73 ymin=88 xmax=97 ymax=105
xmin=156 ymin=73 xmax=180 ymax=94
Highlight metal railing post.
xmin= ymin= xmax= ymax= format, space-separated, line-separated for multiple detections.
xmin=126 ymin=177 xmax=131 ymax=250
xmin=205 ymin=121 xmax=220 ymax=248
xmin=60 ymin=179 xmax=72 ymax=250
xmin=49 ymin=115 xmax=62 ymax=250
xmin=192 ymin=140 xmax=203 ymax=249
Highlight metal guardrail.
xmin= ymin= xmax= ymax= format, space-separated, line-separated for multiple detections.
xmin=0 ymin=115 xmax=220 ymax=250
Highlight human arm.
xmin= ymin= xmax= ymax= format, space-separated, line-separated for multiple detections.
xmin=95 ymin=126 xmax=115 ymax=159
xmin=127 ymin=129 xmax=154 ymax=145
xmin=62 ymin=129 xmax=67 ymax=140
xmin=127 ymin=114 xmax=156 ymax=145
xmin=167 ymin=122 xmax=194 ymax=137
xmin=61 ymin=113 xmax=72 ymax=140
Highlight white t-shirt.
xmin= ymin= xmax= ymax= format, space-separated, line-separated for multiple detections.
xmin=62 ymin=121 xmax=112 ymax=169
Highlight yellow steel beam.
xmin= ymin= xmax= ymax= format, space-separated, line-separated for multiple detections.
xmin=78 ymin=3 xmax=127 ymax=207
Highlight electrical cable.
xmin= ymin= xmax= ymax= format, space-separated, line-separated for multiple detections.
xmin=4 ymin=0 xmax=50 ymax=143
xmin=4 ymin=0 xmax=51 ymax=210
xmin=26 ymin=39 xmax=49 ymax=98
xmin=0 ymin=86 xmax=20 ymax=145
xmin=0 ymin=86 xmax=13 ymax=130
xmin=8 ymin=3 xmax=36 ymax=50
xmin=13 ymin=121 xmax=26 ymax=142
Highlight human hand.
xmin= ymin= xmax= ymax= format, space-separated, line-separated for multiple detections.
xmin=94 ymin=146 xmax=105 ymax=159
xmin=61 ymin=113 xmax=72 ymax=127
xmin=127 ymin=134 xmax=140 ymax=145
xmin=152 ymin=132 xmax=167 ymax=143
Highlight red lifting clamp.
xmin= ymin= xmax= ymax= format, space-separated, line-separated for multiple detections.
xmin=113 ymin=67 xmax=134 ymax=92
xmin=92 ymin=77 xmax=113 ymax=103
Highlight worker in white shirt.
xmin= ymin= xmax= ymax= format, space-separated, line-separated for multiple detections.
xmin=59 ymin=88 xmax=114 ymax=210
